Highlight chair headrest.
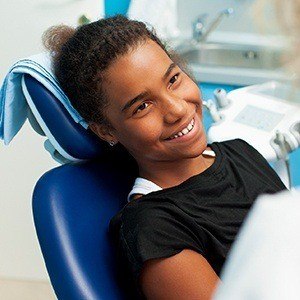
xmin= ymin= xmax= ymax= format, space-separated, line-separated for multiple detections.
xmin=22 ymin=74 xmax=109 ymax=162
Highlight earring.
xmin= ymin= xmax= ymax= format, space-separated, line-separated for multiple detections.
xmin=108 ymin=140 xmax=115 ymax=147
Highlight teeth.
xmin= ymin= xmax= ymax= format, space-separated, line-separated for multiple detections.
xmin=182 ymin=128 xmax=189 ymax=135
xmin=187 ymin=123 xmax=193 ymax=131
xmin=168 ymin=118 xmax=195 ymax=140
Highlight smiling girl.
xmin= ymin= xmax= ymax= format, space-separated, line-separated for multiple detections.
xmin=43 ymin=15 xmax=286 ymax=299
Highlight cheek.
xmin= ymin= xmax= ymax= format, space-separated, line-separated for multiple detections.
xmin=179 ymin=76 xmax=201 ymax=100
xmin=188 ymin=81 xmax=202 ymax=100
xmin=134 ymin=121 xmax=161 ymax=141
xmin=121 ymin=120 xmax=162 ymax=145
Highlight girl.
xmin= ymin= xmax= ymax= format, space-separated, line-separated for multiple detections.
xmin=43 ymin=15 xmax=286 ymax=299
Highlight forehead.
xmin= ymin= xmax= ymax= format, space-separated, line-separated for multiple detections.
xmin=103 ymin=39 xmax=173 ymax=107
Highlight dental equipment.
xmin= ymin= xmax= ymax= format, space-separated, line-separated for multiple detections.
xmin=214 ymin=88 xmax=230 ymax=108
xmin=192 ymin=8 xmax=234 ymax=44
xmin=203 ymin=99 xmax=222 ymax=122
xmin=206 ymin=81 xmax=300 ymax=189
xmin=270 ymin=130 xmax=294 ymax=189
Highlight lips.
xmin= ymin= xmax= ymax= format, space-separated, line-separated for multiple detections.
xmin=163 ymin=115 xmax=201 ymax=144
xmin=165 ymin=117 xmax=195 ymax=140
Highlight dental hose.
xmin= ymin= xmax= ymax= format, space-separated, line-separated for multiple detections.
xmin=275 ymin=130 xmax=292 ymax=190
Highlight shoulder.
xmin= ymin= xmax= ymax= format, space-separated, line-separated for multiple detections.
xmin=109 ymin=195 xmax=150 ymax=231
xmin=114 ymin=197 xmax=203 ymax=249
xmin=120 ymin=199 xmax=173 ymax=232
xmin=215 ymin=138 xmax=263 ymax=158
xmin=109 ymin=197 xmax=164 ymax=239
xmin=217 ymin=138 xmax=254 ymax=150
xmin=120 ymin=199 xmax=204 ymax=249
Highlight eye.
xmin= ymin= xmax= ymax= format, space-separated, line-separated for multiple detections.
xmin=169 ymin=73 xmax=180 ymax=85
xmin=133 ymin=102 xmax=150 ymax=115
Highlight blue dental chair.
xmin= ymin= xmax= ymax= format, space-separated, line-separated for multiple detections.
xmin=23 ymin=74 xmax=139 ymax=299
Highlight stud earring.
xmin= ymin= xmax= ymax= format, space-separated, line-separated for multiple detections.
xmin=108 ymin=140 xmax=115 ymax=147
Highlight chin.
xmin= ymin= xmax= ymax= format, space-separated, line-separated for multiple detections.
xmin=197 ymin=131 xmax=208 ymax=148
xmin=188 ymin=141 xmax=208 ymax=158
xmin=178 ymin=134 xmax=207 ymax=159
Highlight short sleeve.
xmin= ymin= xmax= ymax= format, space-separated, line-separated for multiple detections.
xmin=119 ymin=204 xmax=206 ymax=280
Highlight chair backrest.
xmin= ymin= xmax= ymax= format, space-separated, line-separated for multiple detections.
xmin=24 ymin=74 xmax=139 ymax=299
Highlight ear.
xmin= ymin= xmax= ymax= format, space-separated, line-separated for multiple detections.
xmin=89 ymin=122 xmax=118 ymax=144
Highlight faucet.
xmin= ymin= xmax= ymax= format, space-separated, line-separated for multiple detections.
xmin=192 ymin=8 xmax=234 ymax=43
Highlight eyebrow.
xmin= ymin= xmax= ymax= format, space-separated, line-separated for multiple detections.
xmin=121 ymin=91 xmax=149 ymax=112
xmin=163 ymin=62 xmax=177 ymax=80
xmin=121 ymin=62 xmax=177 ymax=112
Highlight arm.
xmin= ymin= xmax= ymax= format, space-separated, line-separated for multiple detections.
xmin=139 ymin=249 xmax=220 ymax=300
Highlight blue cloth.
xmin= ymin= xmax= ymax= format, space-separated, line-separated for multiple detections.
xmin=0 ymin=52 xmax=88 ymax=145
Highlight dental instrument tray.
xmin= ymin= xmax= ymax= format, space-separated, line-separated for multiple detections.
xmin=207 ymin=81 xmax=300 ymax=162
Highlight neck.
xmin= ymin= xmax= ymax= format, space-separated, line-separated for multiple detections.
xmin=137 ymin=147 xmax=215 ymax=189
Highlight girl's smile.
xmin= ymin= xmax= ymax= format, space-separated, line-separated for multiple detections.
xmin=164 ymin=114 xmax=203 ymax=144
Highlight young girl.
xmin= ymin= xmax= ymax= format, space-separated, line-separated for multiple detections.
xmin=43 ymin=15 xmax=286 ymax=299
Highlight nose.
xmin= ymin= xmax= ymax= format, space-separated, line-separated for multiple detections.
xmin=161 ymin=94 xmax=188 ymax=124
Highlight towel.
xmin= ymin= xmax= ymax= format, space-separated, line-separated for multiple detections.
xmin=0 ymin=52 xmax=88 ymax=145
xmin=127 ymin=0 xmax=179 ymax=40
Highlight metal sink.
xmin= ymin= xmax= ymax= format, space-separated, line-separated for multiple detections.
xmin=176 ymin=42 xmax=283 ymax=70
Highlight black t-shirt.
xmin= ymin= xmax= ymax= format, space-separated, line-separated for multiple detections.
xmin=109 ymin=139 xmax=286 ymax=298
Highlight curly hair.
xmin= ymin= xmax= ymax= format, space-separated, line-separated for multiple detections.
xmin=43 ymin=15 xmax=194 ymax=128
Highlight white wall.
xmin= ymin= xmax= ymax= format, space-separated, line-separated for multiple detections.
xmin=0 ymin=0 xmax=104 ymax=281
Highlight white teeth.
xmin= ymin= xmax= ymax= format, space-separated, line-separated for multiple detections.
xmin=168 ymin=118 xmax=195 ymax=140
xmin=182 ymin=128 xmax=189 ymax=135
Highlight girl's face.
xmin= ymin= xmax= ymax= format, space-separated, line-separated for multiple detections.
xmin=95 ymin=39 xmax=207 ymax=165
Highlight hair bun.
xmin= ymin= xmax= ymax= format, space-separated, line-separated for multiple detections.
xmin=42 ymin=24 xmax=76 ymax=56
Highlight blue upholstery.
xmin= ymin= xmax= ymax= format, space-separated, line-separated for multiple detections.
xmin=24 ymin=74 xmax=105 ymax=160
xmin=25 ymin=74 xmax=139 ymax=299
